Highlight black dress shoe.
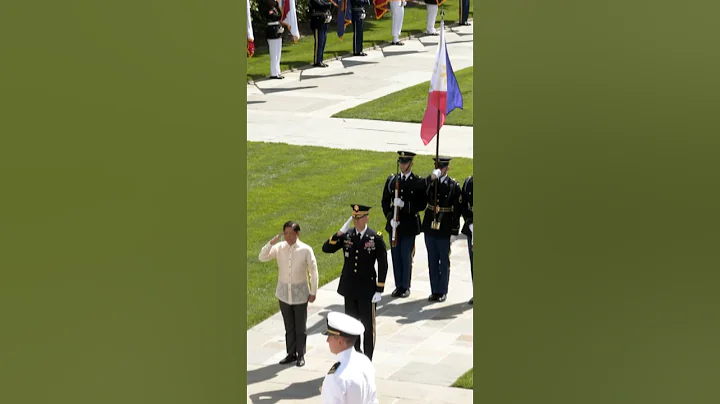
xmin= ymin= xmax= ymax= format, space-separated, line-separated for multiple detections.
xmin=437 ymin=294 xmax=447 ymax=302
xmin=353 ymin=52 xmax=367 ymax=56
xmin=428 ymin=294 xmax=438 ymax=302
xmin=468 ymin=297 xmax=473 ymax=305
xmin=391 ymin=288 xmax=400 ymax=297
xmin=391 ymin=41 xmax=404 ymax=46
xmin=270 ymin=75 xmax=284 ymax=80
xmin=279 ymin=353 xmax=297 ymax=365
xmin=425 ymin=31 xmax=439 ymax=36
xmin=312 ymin=63 xmax=329 ymax=67
xmin=296 ymin=356 xmax=305 ymax=367
xmin=400 ymin=289 xmax=410 ymax=298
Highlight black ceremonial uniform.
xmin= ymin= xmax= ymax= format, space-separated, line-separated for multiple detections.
xmin=350 ymin=0 xmax=370 ymax=55
xmin=460 ymin=175 xmax=473 ymax=304
xmin=381 ymin=154 xmax=427 ymax=296
xmin=422 ymin=157 xmax=461 ymax=301
xmin=309 ymin=0 xmax=332 ymax=66
xmin=259 ymin=0 xmax=284 ymax=39
xmin=322 ymin=216 xmax=388 ymax=361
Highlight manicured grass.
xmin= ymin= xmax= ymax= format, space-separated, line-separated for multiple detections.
xmin=247 ymin=1 xmax=472 ymax=81
xmin=332 ymin=66 xmax=473 ymax=126
xmin=452 ymin=368 xmax=473 ymax=389
xmin=246 ymin=141 xmax=473 ymax=328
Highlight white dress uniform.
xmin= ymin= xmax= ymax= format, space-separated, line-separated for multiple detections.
xmin=389 ymin=0 xmax=406 ymax=44
xmin=321 ymin=312 xmax=379 ymax=404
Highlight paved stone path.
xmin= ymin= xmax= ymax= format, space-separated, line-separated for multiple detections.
xmin=247 ymin=22 xmax=474 ymax=403
xmin=247 ymin=23 xmax=474 ymax=158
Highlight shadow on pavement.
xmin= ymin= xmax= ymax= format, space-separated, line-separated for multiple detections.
xmin=378 ymin=299 xmax=472 ymax=325
xmin=249 ymin=376 xmax=325 ymax=403
xmin=247 ymin=363 xmax=293 ymax=386
xmin=299 ymin=71 xmax=355 ymax=81
xmin=381 ymin=50 xmax=427 ymax=58
xmin=261 ymin=86 xmax=319 ymax=94
xmin=340 ymin=59 xmax=380 ymax=69
xmin=307 ymin=303 xmax=346 ymax=336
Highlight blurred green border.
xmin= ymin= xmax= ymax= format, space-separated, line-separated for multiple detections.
xmin=1 ymin=1 xmax=247 ymax=403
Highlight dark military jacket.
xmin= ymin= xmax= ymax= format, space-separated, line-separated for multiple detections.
xmin=350 ymin=0 xmax=369 ymax=11
xmin=259 ymin=0 xmax=284 ymax=39
xmin=322 ymin=227 xmax=389 ymax=300
xmin=421 ymin=174 xmax=462 ymax=237
xmin=309 ymin=0 xmax=332 ymax=20
xmin=460 ymin=176 xmax=473 ymax=237
xmin=381 ymin=172 xmax=427 ymax=237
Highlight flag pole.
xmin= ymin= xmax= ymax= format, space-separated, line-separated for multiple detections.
xmin=432 ymin=8 xmax=445 ymax=227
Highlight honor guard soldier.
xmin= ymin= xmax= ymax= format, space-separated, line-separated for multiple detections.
xmin=351 ymin=0 xmax=371 ymax=56
xmin=459 ymin=0 xmax=470 ymax=26
xmin=320 ymin=312 xmax=379 ymax=404
xmin=382 ymin=151 xmax=427 ymax=298
xmin=460 ymin=175 xmax=473 ymax=304
xmin=423 ymin=157 xmax=462 ymax=302
xmin=309 ymin=0 xmax=332 ymax=67
xmin=260 ymin=0 xmax=285 ymax=79
xmin=423 ymin=0 xmax=444 ymax=35
xmin=322 ymin=205 xmax=389 ymax=361
xmin=389 ymin=0 xmax=407 ymax=45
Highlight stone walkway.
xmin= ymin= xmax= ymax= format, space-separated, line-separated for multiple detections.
xmin=247 ymin=23 xmax=474 ymax=158
xmin=247 ymin=234 xmax=474 ymax=404
xmin=247 ymin=22 xmax=474 ymax=403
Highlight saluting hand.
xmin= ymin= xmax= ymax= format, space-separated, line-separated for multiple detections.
xmin=270 ymin=233 xmax=282 ymax=245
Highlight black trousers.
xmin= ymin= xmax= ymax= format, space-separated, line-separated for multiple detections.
xmin=344 ymin=296 xmax=376 ymax=361
xmin=310 ymin=18 xmax=328 ymax=64
xmin=351 ymin=10 xmax=364 ymax=54
xmin=279 ymin=300 xmax=308 ymax=356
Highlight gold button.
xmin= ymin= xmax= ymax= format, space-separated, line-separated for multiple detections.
xmin=354 ymin=270 xmax=357 ymax=273
xmin=354 ymin=263 xmax=357 ymax=267
xmin=355 ymin=256 xmax=358 ymax=260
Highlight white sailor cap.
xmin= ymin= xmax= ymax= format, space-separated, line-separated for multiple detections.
xmin=323 ymin=312 xmax=365 ymax=337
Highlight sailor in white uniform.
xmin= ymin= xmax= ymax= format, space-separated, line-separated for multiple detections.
xmin=320 ymin=311 xmax=379 ymax=404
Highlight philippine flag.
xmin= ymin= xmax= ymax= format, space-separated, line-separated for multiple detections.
xmin=420 ymin=21 xmax=464 ymax=146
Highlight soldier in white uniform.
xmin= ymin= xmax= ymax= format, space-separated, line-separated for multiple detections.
xmin=320 ymin=312 xmax=379 ymax=404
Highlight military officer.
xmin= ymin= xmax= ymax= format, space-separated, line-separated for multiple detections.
xmin=422 ymin=157 xmax=462 ymax=302
xmin=322 ymin=204 xmax=388 ymax=361
xmin=309 ymin=0 xmax=332 ymax=67
xmin=259 ymin=0 xmax=285 ymax=79
xmin=381 ymin=151 xmax=427 ymax=298
xmin=320 ymin=311 xmax=379 ymax=403
xmin=459 ymin=0 xmax=471 ymax=26
xmin=350 ymin=0 xmax=371 ymax=56
xmin=423 ymin=0 xmax=445 ymax=35
xmin=460 ymin=175 xmax=473 ymax=304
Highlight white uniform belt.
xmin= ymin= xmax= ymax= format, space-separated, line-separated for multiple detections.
xmin=268 ymin=21 xmax=280 ymax=25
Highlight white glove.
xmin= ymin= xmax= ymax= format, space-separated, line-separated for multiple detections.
xmin=431 ymin=169 xmax=441 ymax=179
xmin=470 ymin=226 xmax=474 ymax=246
xmin=402 ymin=1 xmax=406 ymax=5
xmin=469 ymin=223 xmax=473 ymax=232
xmin=339 ymin=216 xmax=353 ymax=233
xmin=393 ymin=197 xmax=404 ymax=208
xmin=390 ymin=219 xmax=399 ymax=228
xmin=371 ymin=292 xmax=382 ymax=303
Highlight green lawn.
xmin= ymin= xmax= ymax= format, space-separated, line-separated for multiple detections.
xmin=246 ymin=142 xmax=473 ymax=328
xmin=247 ymin=1 xmax=473 ymax=80
xmin=332 ymin=66 xmax=473 ymax=126
xmin=452 ymin=368 xmax=473 ymax=389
